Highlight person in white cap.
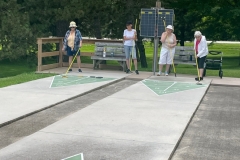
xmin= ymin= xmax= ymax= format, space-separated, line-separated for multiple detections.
xmin=62 ymin=21 xmax=83 ymax=72
xmin=157 ymin=25 xmax=177 ymax=76
xmin=193 ymin=31 xmax=208 ymax=81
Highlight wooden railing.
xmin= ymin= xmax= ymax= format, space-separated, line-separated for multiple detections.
xmin=37 ymin=37 xmax=123 ymax=71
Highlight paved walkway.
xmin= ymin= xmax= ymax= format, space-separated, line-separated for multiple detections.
xmin=0 ymin=68 xmax=239 ymax=160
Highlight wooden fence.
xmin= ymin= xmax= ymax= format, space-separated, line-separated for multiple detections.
xmin=37 ymin=37 xmax=123 ymax=71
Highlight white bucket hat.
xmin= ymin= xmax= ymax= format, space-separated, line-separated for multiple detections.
xmin=69 ymin=21 xmax=77 ymax=28
xmin=166 ymin=25 xmax=174 ymax=31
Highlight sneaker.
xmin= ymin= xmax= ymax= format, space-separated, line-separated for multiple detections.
xmin=135 ymin=70 xmax=139 ymax=75
xmin=69 ymin=68 xmax=72 ymax=72
xmin=126 ymin=69 xmax=130 ymax=73
xmin=195 ymin=77 xmax=203 ymax=81
xmin=165 ymin=72 xmax=169 ymax=76
xmin=78 ymin=69 xmax=82 ymax=72
xmin=157 ymin=71 xmax=162 ymax=76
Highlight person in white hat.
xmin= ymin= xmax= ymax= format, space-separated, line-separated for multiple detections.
xmin=62 ymin=21 xmax=83 ymax=72
xmin=157 ymin=25 xmax=177 ymax=76
xmin=193 ymin=31 xmax=208 ymax=81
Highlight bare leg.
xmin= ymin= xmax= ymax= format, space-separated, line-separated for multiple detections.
xmin=159 ymin=64 xmax=163 ymax=72
xmin=133 ymin=59 xmax=138 ymax=70
xmin=199 ymin=68 xmax=204 ymax=77
xmin=166 ymin=64 xmax=170 ymax=73
xmin=77 ymin=55 xmax=81 ymax=69
xmin=126 ymin=59 xmax=130 ymax=70
xmin=69 ymin=56 xmax=73 ymax=67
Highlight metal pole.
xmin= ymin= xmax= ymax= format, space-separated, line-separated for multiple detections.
xmin=152 ymin=1 xmax=161 ymax=75
xmin=153 ymin=36 xmax=158 ymax=75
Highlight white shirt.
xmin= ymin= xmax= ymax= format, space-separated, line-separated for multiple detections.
xmin=194 ymin=36 xmax=208 ymax=58
xmin=162 ymin=33 xmax=175 ymax=49
xmin=123 ymin=29 xmax=136 ymax=46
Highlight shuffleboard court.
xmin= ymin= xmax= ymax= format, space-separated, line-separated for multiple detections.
xmin=61 ymin=153 xmax=84 ymax=160
xmin=142 ymin=79 xmax=207 ymax=96
xmin=50 ymin=75 xmax=116 ymax=88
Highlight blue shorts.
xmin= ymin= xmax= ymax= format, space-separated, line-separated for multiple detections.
xmin=124 ymin=45 xmax=136 ymax=60
xmin=67 ymin=46 xmax=80 ymax=56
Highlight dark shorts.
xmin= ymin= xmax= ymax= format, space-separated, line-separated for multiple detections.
xmin=67 ymin=46 xmax=80 ymax=56
xmin=197 ymin=56 xmax=206 ymax=69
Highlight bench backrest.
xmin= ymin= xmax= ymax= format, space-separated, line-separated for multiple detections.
xmin=175 ymin=46 xmax=194 ymax=55
xmin=94 ymin=42 xmax=125 ymax=57
xmin=174 ymin=46 xmax=195 ymax=61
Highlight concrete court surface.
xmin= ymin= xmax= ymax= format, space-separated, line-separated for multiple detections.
xmin=0 ymin=69 xmax=128 ymax=126
xmin=171 ymin=85 xmax=240 ymax=160
xmin=0 ymin=67 xmax=212 ymax=160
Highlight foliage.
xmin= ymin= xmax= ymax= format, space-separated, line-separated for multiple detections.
xmin=0 ymin=0 xmax=240 ymax=61
xmin=0 ymin=0 xmax=35 ymax=60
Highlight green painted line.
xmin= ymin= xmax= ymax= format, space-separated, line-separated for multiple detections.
xmin=142 ymin=79 xmax=207 ymax=96
xmin=61 ymin=153 xmax=84 ymax=160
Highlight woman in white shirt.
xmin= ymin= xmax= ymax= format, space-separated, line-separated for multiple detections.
xmin=193 ymin=31 xmax=208 ymax=81
xmin=123 ymin=21 xmax=139 ymax=74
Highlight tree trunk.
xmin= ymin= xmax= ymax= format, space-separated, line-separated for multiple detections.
xmin=94 ymin=16 xmax=102 ymax=39
xmin=136 ymin=18 xmax=148 ymax=68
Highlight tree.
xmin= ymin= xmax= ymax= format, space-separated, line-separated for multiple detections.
xmin=0 ymin=0 xmax=35 ymax=60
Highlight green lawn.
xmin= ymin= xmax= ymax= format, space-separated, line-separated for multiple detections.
xmin=0 ymin=59 xmax=56 ymax=88
xmin=0 ymin=42 xmax=239 ymax=88
xmin=81 ymin=42 xmax=240 ymax=78
xmin=0 ymin=72 xmax=56 ymax=88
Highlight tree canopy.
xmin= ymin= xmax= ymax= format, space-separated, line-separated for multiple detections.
xmin=0 ymin=0 xmax=239 ymax=60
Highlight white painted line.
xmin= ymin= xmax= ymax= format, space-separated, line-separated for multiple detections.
xmin=164 ymin=82 xmax=177 ymax=92
xmin=141 ymin=80 xmax=160 ymax=96
xmin=49 ymin=76 xmax=56 ymax=88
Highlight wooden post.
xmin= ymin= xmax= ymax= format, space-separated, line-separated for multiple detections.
xmin=37 ymin=38 xmax=42 ymax=71
xmin=59 ymin=38 xmax=63 ymax=67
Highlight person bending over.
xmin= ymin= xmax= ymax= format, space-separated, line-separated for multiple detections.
xmin=194 ymin=31 xmax=208 ymax=81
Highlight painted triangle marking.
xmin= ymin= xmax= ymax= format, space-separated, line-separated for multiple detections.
xmin=142 ymin=79 xmax=207 ymax=96
xmin=50 ymin=75 xmax=115 ymax=88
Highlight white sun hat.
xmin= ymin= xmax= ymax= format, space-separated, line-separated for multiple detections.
xmin=166 ymin=25 xmax=174 ymax=31
xmin=69 ymin=21 xmax=77 ymax=28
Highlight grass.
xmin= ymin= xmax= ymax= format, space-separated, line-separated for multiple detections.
xmin=0 ymin=72 xmax=56 ymax=88
xmin=0 ymin=42 xmax=239 ymax=88
xmin=0 ymin=59 xmax=56 ymax=88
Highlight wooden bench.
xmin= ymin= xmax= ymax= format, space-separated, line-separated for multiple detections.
xmin=91 ymin=42 xmax=127 ymax=71
xmin=173 ymin=46 xmax=196 ymax=65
